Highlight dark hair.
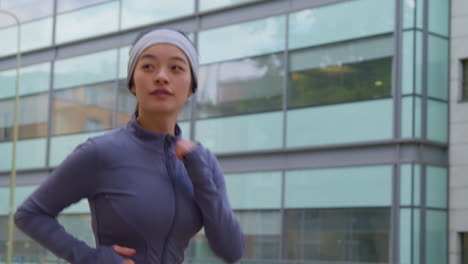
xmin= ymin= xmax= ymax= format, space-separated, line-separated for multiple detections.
xmin=130 ymin=28 xmax=198 ymax=117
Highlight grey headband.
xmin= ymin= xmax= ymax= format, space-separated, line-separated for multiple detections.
xmin=127 ymin=29 xmax=198 ymax=92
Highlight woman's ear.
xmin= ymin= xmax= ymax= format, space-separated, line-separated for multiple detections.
xmin=130 ymin=85 xmax=136 ymax=95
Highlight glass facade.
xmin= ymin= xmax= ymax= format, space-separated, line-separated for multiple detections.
xmin=0 ymin=0 xmax=450 ymax=263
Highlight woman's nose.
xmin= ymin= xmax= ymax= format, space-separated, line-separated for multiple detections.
xmin=153 ymin=68 xmax=169 ymax=84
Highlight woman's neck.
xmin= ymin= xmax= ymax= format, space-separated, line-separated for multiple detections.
xmin=136 ymin=111 xmax=178 ymax=136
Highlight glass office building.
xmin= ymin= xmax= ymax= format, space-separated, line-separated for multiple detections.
xmin=0 ymin=0 xmax=450 ymax=263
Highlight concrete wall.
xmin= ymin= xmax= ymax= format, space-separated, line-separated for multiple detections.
xmin=450 ymin=0 xmax=468 ymax=263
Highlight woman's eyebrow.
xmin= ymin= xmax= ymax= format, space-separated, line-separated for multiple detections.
xmin=170 ymin=56 xmax=188 ymax=65
xmin=139 ymin=54 xmax=187 ymax=65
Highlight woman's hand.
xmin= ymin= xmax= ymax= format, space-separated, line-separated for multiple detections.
xmin=113 ymin=245 xmax=136 ymax=264
xmin=175 ymin=139 xmax=197 ymax=161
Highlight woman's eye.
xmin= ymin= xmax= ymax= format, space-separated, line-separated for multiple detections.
xmin=172 ymin=65 xmax=183 ymax=71
xmin=142 ymin=64 xmax=153 ymax=69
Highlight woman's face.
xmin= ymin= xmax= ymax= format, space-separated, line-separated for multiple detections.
xmin=131 ymin=43 xmax=192 ymax=116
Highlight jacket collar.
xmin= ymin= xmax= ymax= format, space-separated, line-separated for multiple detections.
xmin=126 ymin=115 xmax=181 ymax=144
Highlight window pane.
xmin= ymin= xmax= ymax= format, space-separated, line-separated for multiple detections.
xmin=195 ymin=111 xmax=283 ymax=153
xmin=52 ymin=82 xmax=115 ymax=135
xmin=428 ymin=0 xmax=449 ymax=36
xmin=54 ymin=50 xmax=118 ymax=90
xmin=400 ymin=208 xmax=421 ymax=264
xmin=198 ymin=52 xmax=284 ymax=118
xmin=0 ymin=18 xmax=53 ymax=57
xmin=426 ymin=210 xmax=448 ymax=264
xmin=0 ymin=62 xmax=51 ymax=99
xmin=0 ymin=0 xmax=53 ymax=25
xmin=58 ymin=215 xmax=94 ymax=246
xmin=403 ymin=0 xmax=424 ymax=30
xmin=463 ymin=233 xmax=468 ymax=264
xmin=0 ymin=93 xmax=49 ymax=141
xmin=57 ymin=0 xmax=114 ymax=13
xmin=427 ymin=99 xmax=448 ymax=143
xmin=284 ymin=208 xmax=390 ymax=263
xmin=285 ymin=165 xmax=392 ymax=208
xmin=199 ymin=15 xmax=285 ymax=64
xmin=200 ymin=0 xmax=257 ymax=11
xmin=0 ymin=138 xmax=47 ymax=171
xmin=116 ymin=79 xmax=136 ymax=126
xmin=55 ymin=1 xmax=119 ymax=44
xmin=289 ymin=57 xmax=392 ymax=108
xmin=400 ymin=163 xmax=422 ymax=207
xmin=401 ymin=96 xmax=422 ymax=138
xmin=186 ymin=211 xmax=281 ymax=261
xmin=121 ymin=0 xmax=195 ymax=30
xmin=428 ymin=36 xmax=449 ymax=100
xmin=426 ymin=166 xmax=448 ymax=209
xmin=49 ymin=131 xmax=105 ymax=167
xmin=289 ymin=35 xmax=392 ymax=108
xmin=118 ymin=46 xmax=131 ymax=79
xmin=402 ymin=31 xmax=423 ymax=95
xmin=286 ymin=99 xmax=393 ymax=147
xmin=288 ymin=0 xmax=394 ymax=51
xmin=225 ymin=171 xmax=281 ymax=209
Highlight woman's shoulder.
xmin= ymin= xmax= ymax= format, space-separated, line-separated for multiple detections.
xmin=86 ymin=126 xmax=132 ymax=162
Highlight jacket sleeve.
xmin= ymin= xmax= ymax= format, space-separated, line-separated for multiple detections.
xmin=14 ymin=139 xmax=125 ymax=264
xmin=183 ymin=145 xmax=245 ymax=263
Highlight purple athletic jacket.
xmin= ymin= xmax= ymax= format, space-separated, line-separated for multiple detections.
xmin=14 ymin=116 xmax=244 ymax=264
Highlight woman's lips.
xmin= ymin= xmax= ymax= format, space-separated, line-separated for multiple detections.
xmin=150 ymin=89 xmax=173 ymax=98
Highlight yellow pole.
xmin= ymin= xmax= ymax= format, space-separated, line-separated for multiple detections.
xmin=0 ymin=9 xmax=21 ymax=264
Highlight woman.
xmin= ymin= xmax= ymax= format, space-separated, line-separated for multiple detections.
xmin=14 ymin=28 xmax=245 ymax=264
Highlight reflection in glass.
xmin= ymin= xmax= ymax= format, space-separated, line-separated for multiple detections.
xmin=462 ymin=233 xmax=468 ymax=264
xmin=288 ymin=0 xmax=394 ymax=51
xmin=401 ymin=96 xmax=422 ymax=139
xmin=428 ymin=36 xmax=449 ymax=100
xmin=285 ymin=165 xmax=392 ymax=208
xmin=52 ymin=82 xmax=115 ymax=135
xmin=428 ymin=0 xmax=449 ymax=36
xmin=185 ymin=211 xmax=280 ymax=261
xmin=57 ymin=0 xmax=114 ymax=13
xmin=0 ymin=62 xmax=51 ymax=99
xmin=225 ymin=171 xmax=282 ymax=210
xmin=200 ymin=0 xmax=256 ymax=11
xmin=199 ymin=16 xmax=285 ymax=64
xmin=289 ymin=57 xmax=392 ymax=108
xmin=286 ymin=99 xmax=393 ymax=147
xmin=0 ymin=18 xmax=53 ymax=57
xmin=196 ymin=111 xmax=283 ymax=153
xmin=426 ymin=166 xmax=448 ymax=209
xmin=121 ymin=0 xmax=195 ymax=29
xmin=198 ymin=53 xmax=283 ymax=118
xmin=427 ymin=100 xmax=448 ymax=143
xmin=0 ymin=0 xmax=53 ymax=26
xmin=116 ymin=80 xmax=136 ymax=126
xmin=0 ymin=94 xmax=48 ymax=141
xmin=55 ymin=1 xmax=119 ymax=44
xmin=284 ymin=208 xmax=390 ymax=263
xmin=426 ymin=210 xmax=448 ymax=264
xmin=0 ymin=214 xmax=93 ymax=263
xmin=54 ymin=50 xmax=118 ymax=90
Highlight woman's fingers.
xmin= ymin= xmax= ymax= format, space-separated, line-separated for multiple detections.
xmin=175 ymin=139 xmax=197 ymax=161
xmin=122 ymin=259 xmax=135 ymax=264
xmin=113 ymin=245 xmax=136 ymax=257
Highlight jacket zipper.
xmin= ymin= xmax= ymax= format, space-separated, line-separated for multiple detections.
xmin=161 ymin=135 xmax=179 ymax=264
